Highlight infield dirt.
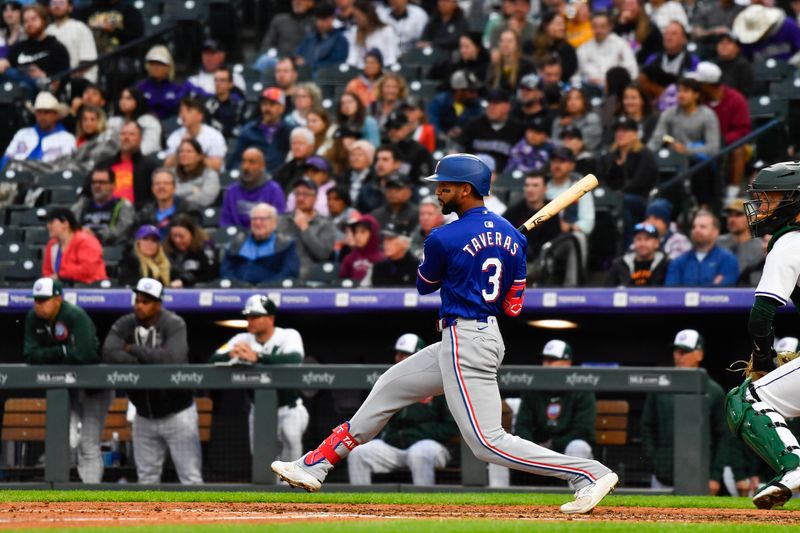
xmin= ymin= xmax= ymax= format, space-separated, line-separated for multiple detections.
xmin=0 ymin=502 xmax=798 ymax=528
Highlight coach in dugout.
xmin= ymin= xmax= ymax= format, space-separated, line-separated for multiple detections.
xmin=347 ymin=334 xmax=459 ymax=486
xmin=515 ymin=340 xmax=596 ymax=460
xmin=102 ymin=277 xmax=202 ymax=484
xmin=641 ymin=329 xmax=736 ymax=494
xmin=24 ymin=277 xmax=111 ymax=484
xmin=209 ymin=295 xmax=308 ymax=459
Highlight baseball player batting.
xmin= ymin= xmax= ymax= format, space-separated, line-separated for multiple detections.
xmin=272 ymin=154 xmax=618 ymax=513
xmin=727 ymin=161 xmax=800 ymax=509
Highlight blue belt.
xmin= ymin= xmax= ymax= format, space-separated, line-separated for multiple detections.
xmin=436 ymin=316 xmax=491 ymax=331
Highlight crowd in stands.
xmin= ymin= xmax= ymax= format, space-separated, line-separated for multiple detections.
xmin=1 ymin=0 xmax=793 ymax=289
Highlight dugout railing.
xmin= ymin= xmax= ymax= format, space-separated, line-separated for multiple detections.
xmin=0 ymin=365 xmax=710 ymax=495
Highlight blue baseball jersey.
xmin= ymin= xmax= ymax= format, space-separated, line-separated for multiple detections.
xmin=416 ymin=206 xmax=527 ymax=318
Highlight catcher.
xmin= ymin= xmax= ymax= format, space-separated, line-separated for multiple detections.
xmin=727 ymin=161 xmax=800 ymax=509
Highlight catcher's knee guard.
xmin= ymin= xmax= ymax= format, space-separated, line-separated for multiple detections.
xmin=726 ymin=380 xmax=800 ymax=474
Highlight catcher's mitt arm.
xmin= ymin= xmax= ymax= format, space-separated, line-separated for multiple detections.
xmin=729 ymin=351 xmax=800 ymax=381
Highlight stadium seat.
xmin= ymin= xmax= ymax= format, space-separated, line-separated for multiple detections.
xmin=654 ymin=148 xmax=688 ymax=177
xmin=748 ymin=95 xmax=788 ymax=120
xmin=0 ymin=243 xmax=26 ymax=264
xmin=401 ymin=46 xmax=449 ymax=68
xmin=8 ymin=207 xmax=46 ymax=227
xmin=0 ymin=80 xmax=25 ymax=105
xmin=4 ymin=258 xmax=41 ymax=282
xmin=201 ymin=207 xmax=221 ymax=227
xmin=212 ymin=225 xmax=242 ymax=246
xmin=588 ymin=187 xmax=625 ymax=271
xmin=408 ymin=79 xmax=439 ymax=101
xmin=163 ymin=0 xmax=209 ymax=21
xmin=103 ymin=245 xmax=125 ymax=264
xmin=49 ymin=186 xmax=81 ymax=205
xmin=0 ymin=168 xmax=34 ymax=184
xmin=23 ymin=227 xmax=49 ymax=246
xmin=161 ymin=115 xmax=182 ymax=137
xmin=304 ymin=261 xmax=340 ymax=287
xmin=0 ymin=226 xmax=23 ymax=244
xmin=492 ymin=171 xmax=526 ymax=204
xmin=754 ymin=58 xmax=790 ymax=84
xmin=37 ymin=170 xmax=84 ymax=188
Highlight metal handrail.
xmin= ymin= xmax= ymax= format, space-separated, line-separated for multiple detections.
xmin=650 ymin=116 xmax=786 ymax=198
xmin=47 ymin=22 xmax=177 ymax=84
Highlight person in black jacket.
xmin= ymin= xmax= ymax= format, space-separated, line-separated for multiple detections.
xmin=456 ymin=88 xmax=525 ymax=171
xmin=0 ymin=4 xmax=69 ymax=94
xmin=372 ymin=222 xmax=418 ymax=286
xmin=418 ymin=0 xmax=468 ymax=52
xmin=598 ymin=117 xmax=658 ymax=243
xmin=605 ymin=222 xmax=670 ymax=286
xmin=102 ymin=278 xmax=203 ymax=484
xmin=503 ymin=173 xmax=563 ymax=279
xmin=384 ymin=110 xmax=433 ymax=185
xmin=164 ymin=214 xmax=219 ymax=288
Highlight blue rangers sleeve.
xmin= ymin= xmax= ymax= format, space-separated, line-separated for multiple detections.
xmin=416 ymin=232 xmax=446 ymax=295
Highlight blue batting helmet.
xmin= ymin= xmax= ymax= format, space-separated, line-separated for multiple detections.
xmin=424 ymin=153 xmax=491 ymax=196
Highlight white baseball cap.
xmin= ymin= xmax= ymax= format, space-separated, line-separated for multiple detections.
xmin=242 ymin=294 xmax=277 ymax=316
xmin=685 ymin=62 xmax=722 ymax=84
xmin=542 ymin=339 xmax=572 ymax=360
xmin=394 ymin=333 xmax=425 ymax=354
xmin=673 ymin=329 xmax=704 ymax=351
xmin=134 ymin=277 xmax=164 ymax=301
xmin=776 ymin=337 xmax=799 ymax=353
xmin=32 ymin=277 xmax=63 ymax=299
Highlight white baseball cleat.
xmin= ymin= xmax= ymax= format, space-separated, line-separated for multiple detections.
xmin=753 ymin=482 xmax=792 ymax=510
xmin=559 ymin=472 xmax=619 ymax=514
xmin=271 ymin=456 xmax=329 ymax=493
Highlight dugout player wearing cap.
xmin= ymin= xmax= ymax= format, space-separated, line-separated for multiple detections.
xmin=516 ymin=340 xmax=596 ymax=461
xmin=726 ymin=161 xmax=800 ymax=508
xmin=24 ymin=277 xmax=111 ymax=483
xmin=273 ymin=153 xmax=618 ymax=514
xmin=347 ymin=334 xmax=458 ymax=486
xmin=641 ymin=329 xmax=732 ymax=494
xmin=209 ymin=295 xmax=308 ymax=458
xmin=102 ymin=278 xmax=203 ymax=484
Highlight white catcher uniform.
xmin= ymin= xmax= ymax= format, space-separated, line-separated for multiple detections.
xmin=214 ymin=327 xmax=310 ymax=460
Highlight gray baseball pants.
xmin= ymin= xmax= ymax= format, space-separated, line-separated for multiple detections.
xmin=70 ymin=390 xmax=113 ymax=483
xmin=346 ymin=318 xmax=611 ymax=489
xmin=132 ymin=403 xmax=203 ymax=484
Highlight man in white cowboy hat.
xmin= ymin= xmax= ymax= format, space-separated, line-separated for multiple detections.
xmin=733 ymin=4 xmax=800 ymax=64
xmin=1 ymin=91 xmax=75 ymax=169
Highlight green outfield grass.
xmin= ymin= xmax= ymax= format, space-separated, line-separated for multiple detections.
xmin=1 ymin=490 xmax=800 ymax=510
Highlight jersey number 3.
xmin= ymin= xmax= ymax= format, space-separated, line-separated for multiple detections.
xmin=482 ymin=258 xmax=502 ymax=302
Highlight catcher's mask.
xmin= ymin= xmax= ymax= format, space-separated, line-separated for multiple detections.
xmin=745 ymin=161 xmax=800 ymax=238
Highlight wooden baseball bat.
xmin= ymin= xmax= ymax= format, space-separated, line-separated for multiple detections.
xmin=516 ymin=174 xmax=599 ymax=233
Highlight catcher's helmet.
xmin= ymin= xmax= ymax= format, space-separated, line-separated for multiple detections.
xmin=745 ymin=161 xmax=800 ymax=237
xmin=424 ymin=153 xmax=491 ymax=196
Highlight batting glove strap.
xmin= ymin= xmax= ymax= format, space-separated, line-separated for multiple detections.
xmin=502 ymin=280 xmax=526 ymax=317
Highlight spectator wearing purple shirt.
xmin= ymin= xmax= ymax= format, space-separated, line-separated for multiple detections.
xmin=227 ymin=87 xmax=292 ymax=174
xmin=733 ymin=4 xmax=800 ymax=64
xmin=220 ymin=147 xmax=286 ymax=229
xmin=136 ymin=45 xmax=206 ymax=120
xmin=639 ymin=63 xmax=678 ymax=112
